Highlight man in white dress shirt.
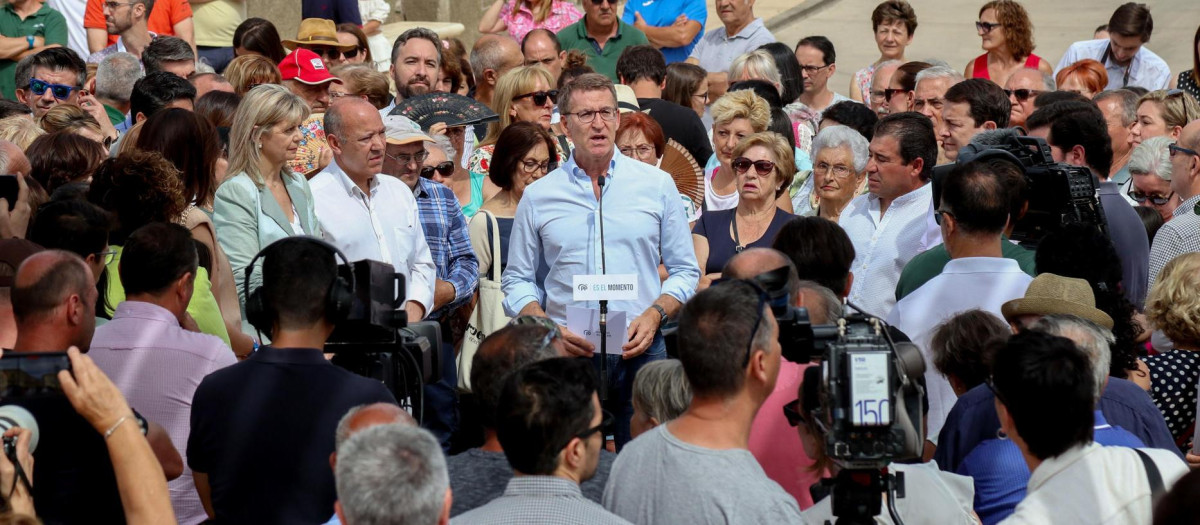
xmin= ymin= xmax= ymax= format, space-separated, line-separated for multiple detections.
xmin=1054 ymin=3 xmax=1170 ymax=90
xmin=311 ymin=97 xmax=436 ymax=321
xmin=886 ymin=161 xmax=1033 ymax=440
xmin=839 ymin=112 xmax=942 ymax=319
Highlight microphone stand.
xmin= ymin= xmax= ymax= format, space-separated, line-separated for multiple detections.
xmin=597 ymin=175 xmax=608 ymax=402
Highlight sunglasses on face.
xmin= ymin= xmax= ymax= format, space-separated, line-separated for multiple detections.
xmin=933 ymin=209 xmax=955 ymax=225
xmin=420 ymin=161 xmax=454 ymax=178
xmin=310 ymin=46 xmax=358 ymax=60
xmin=975 ymin=21 xmax=1002 ymax=33
xmin=588 ymin=0 xmax=617 ymax=5
xmin=575 ymin=410 xmax=615 ymax=440
xmin=512 ymin=89 xmax=558 ymax=106
xmin=731 ymin=157 xmax=776 ymax=176
xmin=1170 ymin=143 xmax=1200 ymax=159
xmin=783 ymin=398 xmax=805 ymax=427
xmin=1004 ymin=88 xmax=1042 ymax=102
xmin=1127 ymin=190 xmax=1174 ymax=206
xmin=882 ymin=88 xmax=906 ymax=100
xmin=29 ymin=78 xmax=78 ymax=100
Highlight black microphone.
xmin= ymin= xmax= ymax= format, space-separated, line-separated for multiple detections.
xmin=597 ymin=175 xmax=608 ymax=401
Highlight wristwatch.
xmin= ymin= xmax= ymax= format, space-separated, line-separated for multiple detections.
xmin=25 ymin=36 xmax=34 ymax=50
xmin=651 ymin=304 xmax=668 ymax=326
xmin=133 ymin=411 xmax=148 ymax=436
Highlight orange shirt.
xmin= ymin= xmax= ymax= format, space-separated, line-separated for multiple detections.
xmin=84 ymin=0 xmax=192 ymax=46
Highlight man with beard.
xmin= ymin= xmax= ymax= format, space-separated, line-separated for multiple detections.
xmin=85 ymin=0 xmax=151 ymax=63
xmin=380 ymin=27 xmax=442 ymax=117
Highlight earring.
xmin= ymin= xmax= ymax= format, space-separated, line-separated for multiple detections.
xmin=257 ymin=143 xmax=262 ymax=149
xmin=996 ymin=428 xmax=1008 ymax=441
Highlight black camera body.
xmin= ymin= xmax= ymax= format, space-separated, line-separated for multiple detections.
xmin=931 ymin=132 xmax=1108 ymax=249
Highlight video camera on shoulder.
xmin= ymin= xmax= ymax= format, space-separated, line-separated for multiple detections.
xmin=930 ymin=132 xmax=1108 ymax=249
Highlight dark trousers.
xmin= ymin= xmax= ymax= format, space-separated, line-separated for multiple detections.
xmin=198 ymin=46 xmax=235 ymax=74
xmin=421 ymin=340 xmax=459 ymax=452
xmin=592 ymin=333 xmax=666 ymax=450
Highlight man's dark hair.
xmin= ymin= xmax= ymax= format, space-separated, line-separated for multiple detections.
xmin=941 ymin=161 xmax=1009 ymax=235
xmin=728 ymin=79 xmax=783 ymax=109
xmin=944 ymin=78 xmax=1011 ymax=128
xmin=11 ymin=251 xmax=93 ymax=323
xmin=142 ymin=36 xmax=194 ymax=75
xmin=984 ymin=156 xmax=1029 ymax=227
xmin=1026 ymin=101 xmax=1113 ymax=176
xmin=930 ymin=310 xmax=1008 ymax=392
xmin=1032 ymin=90 xmax=1088 ymax=108
xmin=232 ymin=17 xmax=286 ymax=64
xmin=677 ymin=281 xmax=773 ymax=398
xmin=391 ymin=27 xmax=443 ymax=67
xmin=991 ymin=331 xmax=1095 ymax=460
xmin=0 ymin=99 xmax=32 ymax=119
xmin=261 ymin=238 xmax=339 ymax=329
xmin=28 ymin=200 xmax=110 ymax=261
xmin=497 ymin=357 xmax=597 ymax=475
xmin=796 ymin=36 xmax=836 ymax=65
xmin=1107 ymin=2 xmax=1153 ymax=41
xmin=616 ymin=45 xmax=667 ymax=86
xmin=470 ymin=323 xmax=560 ymax=429
xmin=521 ymin=28 xmax=562 ymax=54
xmin=821 ymin=100 xmax=879 ymax=140
xmin=874 ymin=112 xmax=938 ymax=180
xmin=129 ymin=71 xmax=197 ymax=121
xmin=120 ymin=222 xmax=198 ymax=297
xmin=15 ymin=48 xmax=86 ymax=92
xmin=891 ymin=61 xmax=931 ymax=92
xmin=757 ymin=42 xmax=805 ymax=105
xmin=772 ymin=216 xmax=855 ymax=296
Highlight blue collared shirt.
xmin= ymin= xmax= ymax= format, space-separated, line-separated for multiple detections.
xmin=502 ymin=149 xmax=699 ymax=324
xmin=413 ymin=177 xmax=479 ymax=318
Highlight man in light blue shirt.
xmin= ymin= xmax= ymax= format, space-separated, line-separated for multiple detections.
xmin=1055 ymin=3 xmax=1169 ymax=90
xmin=502 ymin=73 xmax=699 ymax=449
xmin=621 ymin=0 xmax=704 ymax=64
xmin=686 ymin=0 xmax=774 ymax=102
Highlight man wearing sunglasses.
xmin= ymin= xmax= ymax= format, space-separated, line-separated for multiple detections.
xmin=13 ymin=47 xmax=85 ymax=119
xmin=0 ymin=0 xmax=67 ymax=101
xmin=283 ymin=18 xmax=358 ymax=70
xmin=1003 ymin=67 xmax=1052 ymax=129
xmin=457 ymin=357 xmax=627 ymax=524
xmin=1148 ymin=120 xmax=1200 ymax=290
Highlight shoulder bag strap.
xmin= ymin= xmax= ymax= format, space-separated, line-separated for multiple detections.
xmin=480 ymin=210 xmax=502 ymax=282
xmin=1134 ymin=449 xmax=1165 ymax=503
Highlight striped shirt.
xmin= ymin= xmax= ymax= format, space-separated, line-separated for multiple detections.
xmin=1149 ymin=194 xmax=1200 ymax=290
xmin=413 ymin=177 xmax=479 ymax=318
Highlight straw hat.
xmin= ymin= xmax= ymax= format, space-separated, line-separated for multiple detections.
xmin=1000 ymin=273 xmax=1114 ymax=329
xmin=283 ymin=18 xmax=357 ymax=51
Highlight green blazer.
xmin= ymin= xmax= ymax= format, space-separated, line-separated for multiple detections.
xmin=213 ymin=171 xmax=321 ymax=308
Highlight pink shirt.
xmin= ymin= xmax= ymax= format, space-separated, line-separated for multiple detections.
xmin=749 ymin=361 xmax=824 ymax=509
xmin=90 ymin=301 xmax=237 ymax=525
xmin=500 ymin=0 xmax=582 ymax=43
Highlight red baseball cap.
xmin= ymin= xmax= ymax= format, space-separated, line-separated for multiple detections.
xmin=279 ymin=48 xmax=342 ymax=86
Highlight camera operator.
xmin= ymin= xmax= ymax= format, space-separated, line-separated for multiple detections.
xmin=0 ymin=425 xmax=34 ymax=519
xmin=886 ymin=160 xmax=1033 ymax=440
xmin=991 ymin=331 xmax=1185 ymax=524
xmin=8 ymin=250 xmax=183 ymax=523
xmin=1025 ymin=100 xmax=1150 ymax=309
xmin=602 ymin=281 xmax=802 ymax=524
xmin=186 ymin=237 xmax=397 ymax=524
xmin=722 ymin=247 xmax=829 ymax=508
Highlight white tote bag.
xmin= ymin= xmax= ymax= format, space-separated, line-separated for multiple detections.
xmin=458 ymin=210 xmax=510 ymax=390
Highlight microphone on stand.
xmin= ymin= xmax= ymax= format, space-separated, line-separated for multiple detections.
xmin=597 ymin=175 xmax=609 ymax=402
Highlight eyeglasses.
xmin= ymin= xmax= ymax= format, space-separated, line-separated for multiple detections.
xmin=975 ymin=21 xmax=1003 ymax=33
xmin=575 ymin=410 xmax=615 ymax=440
xmin=1127 ymin=190 xmax=1175 ymax=206
xmin=869 ymin=90 xmax=888 ymax=101
xmin=799 ymin=64 xmax=831 ymax=74
xmin=1169 ymin=143 xmax=1200 ymax=159
xmin=814 ymin=162 xmax=853 ymax=178
xmin=308 ymin=46 xmax=358 ymax=60
xmin=619 ymin=144 xmax=656 ymax=159
xmin=783 ymin=398 xmax=806 ymax=427
xmin=29 ymin=78 xmax=78 ymax=100
xmin=329 ymin=91 xmax=362 ymax=99
xmin=1004 ymin=88 xmax=1043 ymax=102
xmin=512 ymin=89 xmax=558 ymax=107
xmin=692 ymin=92 xmax=709 ymax=104
xmin=94 ymin=249 xmax=117 ymax=266
xmin=420 ymin=161 xmax=455 ymax=178
xmin=386 ymin=150 xmax=429 ymax=166
xmin=520 ymin=158 xmax=556 ymax=174
xmin=933 ymin=208 xmax=955 ymax=225
xmin=563 ymin=107 xmax=618 ymax=123
xmin=731 ymin=157 xmax=776 ymax=176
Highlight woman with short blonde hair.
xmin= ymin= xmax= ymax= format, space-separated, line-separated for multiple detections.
xmin=225 ymin=54 xmax=283 ymax=96
xmin=705 ymin=90 xmax=773 ymax=215
xmin=1144 ymin=252 xmax=1200 ymax=443
xmin=1132 ymin=89 xmax=1200 ymax=144
xmin=330 ymin=63 xmax=392 ymax=110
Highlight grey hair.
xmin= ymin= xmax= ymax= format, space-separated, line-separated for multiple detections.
xmin=336 ymin=424 xmax=448 ymax=525
xmin=0 ymin=144 xmax=9 ymax=174
xmin=427 ymin=133 xmax=457 ymax=160
xmin=920 ymin=58 xmax=952 ymax=69
xmin=392 ymin=27 xmax=443 ymax=67
xmin=1038 ymin=71 xmax=1056 ymax=91
xmin=142 ymin=36 xmax=194 ymax=75
xmin=811 ymin=125 xmax=869 ymax=173
xmin=1093 ymin=89 xmax=1139 ymax=126
xmin=559 ymin=72 xmax=616 ymax=115
xmin=729 ymin=50 xmax=781 ymax=87
xmin=796 ymin=280 xmax=843 ymax=324
xmin=1030 ymin=314 xmax=1114 ymax=401
xmin=914 ymin=65 xmax=964 ymax=86
xmin=468 ymin=35 xmax=516 ymax=81
xmin=632 ymin=359 xmax=692 ymax=424
xmin=1128 ymin=136 xmax=1174 ymax=181
xmin=95 ymin=52 xmax=144 ymax=103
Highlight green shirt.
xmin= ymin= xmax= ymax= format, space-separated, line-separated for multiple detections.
xmin=103 ymin=103 xmax=126 ymax=126
xmin=556 ymin=17 xmax=648 ymax=82
xmin=0 ymin=2 xmax=67 ymax=100
xmin=895 ymin=239 xmax=1037 ymax=301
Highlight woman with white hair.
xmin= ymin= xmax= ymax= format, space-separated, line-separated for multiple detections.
xmin=795 ymin=126 xmax=869 ymax=221
xmin=1127 ymin=136 xmax=1181 ymax=221
xmin=729 ymin=49 xmax=816 ymax=154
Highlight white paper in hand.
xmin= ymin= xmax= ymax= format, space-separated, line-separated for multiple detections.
xmin=566 ymin=305 xmax=627 ymax=355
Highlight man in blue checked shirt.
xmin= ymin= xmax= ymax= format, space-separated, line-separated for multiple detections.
xmin=502 ymin=73 xmax=700 ymax=449
xmin=382 ymin=114 xmax=480 ymax=450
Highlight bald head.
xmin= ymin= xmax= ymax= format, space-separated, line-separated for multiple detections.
xmin=723 ymin=248 xmax=801 ymax=306
xmin=0 ymin=140 xmax=30 ymax=176
xmin=1183 ymin=120 xmax=1200 ymax=150
xmin=325 ymin=96 xmax=380 ymax=140
xmin=335 ymin=403 xmax=414 ymax=450
xmin=11 ymin=250 xmax=97 ymax=351
xmin=471 ymin=35 xmax=524 ymax=93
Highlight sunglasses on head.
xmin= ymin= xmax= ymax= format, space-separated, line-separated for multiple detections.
xmin=420 ymin=161 xmax=454 ymax=178
xmin=1004 ymin=88 xmax=1042 ymax=102
xmin=29 ymin=78 xmax=78 ymax=100
xmin=512 ymin=90 xmax=558 ymax=106
xmin=731 ymin=157 xmax=776 ymax=176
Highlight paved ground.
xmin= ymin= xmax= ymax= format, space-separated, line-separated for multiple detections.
xmin=757 ymin=0 xmax=1200 ymax=96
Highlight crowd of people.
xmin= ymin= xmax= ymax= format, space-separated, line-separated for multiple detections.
xmin=2 ymin=0 xmax=1200 ymax=523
